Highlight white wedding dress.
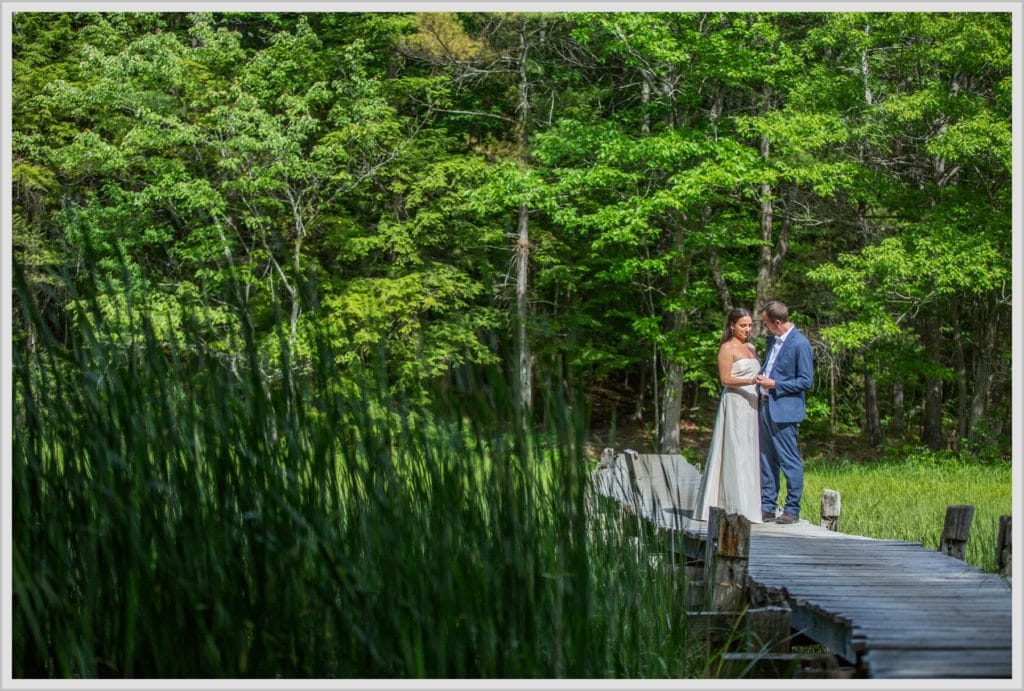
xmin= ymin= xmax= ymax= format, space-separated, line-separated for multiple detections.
xmin=692 ymin=357 xmax=762 ymax=523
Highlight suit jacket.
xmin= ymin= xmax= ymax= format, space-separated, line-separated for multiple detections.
xmin=761 ymin=326 xmax=813 ymax=423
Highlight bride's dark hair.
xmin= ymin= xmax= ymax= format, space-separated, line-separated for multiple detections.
xmin=721 ymin=307 xmax=752 ymax=344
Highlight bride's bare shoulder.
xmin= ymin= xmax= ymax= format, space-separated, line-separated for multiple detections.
xmin=720 ymin=341 xmax=753 ymax=362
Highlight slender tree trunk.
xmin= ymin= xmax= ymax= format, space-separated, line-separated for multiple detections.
xmin=753 ymin=87 xmax=792 ymax=331
xmin=656 ymin=69 xmax=687 ymax=453
xmin=290 ymin=233 xmax=303 ymax=350
xmin=921 ymin=312 xmax=945 ymax=450
xmin=829 ymin=356 xmax=837 ymax=435
xmin=660 ymin=360 xmax=685 ymax=454
xmin=516 ymin=203 xmax=532 ymax=411
xmin=514 ymin=29 xmax=532 ymax=412
xmin=708 ymin=245 xmax=732 ymax=312
xmin=658 ymin=222 xmax=691 ymax=454
xmin=864 ymin=363 xmax=882 ymax=447
xmin=632 ymin=366 xmax=646 ymax=422
xmin=988 ymin=322 xmax=1008 ymax=440
xmin=891 ymin=381 xmax=905 ymax=433
xmin=641 ymin=69 xmax=652 ymax=134
xmin=861 ymin=23 xmax=874 ymax=107
xmin=651 ymin=342 xmax=660 ymax=445
xmin=924 ymin=375 xmax=945 ymax=451
xmin=951 ymin=300 xmax=968 ymax=449
xmin=855 ymin=199 xmax=882 ymax=447
xmin=969 ymin=294 xmax=997 ymax=442
xmin=755 ymin=129 xmax=773 ymax=317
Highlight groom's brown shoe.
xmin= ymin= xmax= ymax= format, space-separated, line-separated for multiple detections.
xmin=761 ymin=511 xmax=776 ymax=522
xmin=776 ymin=512 xmax=799 ymax=525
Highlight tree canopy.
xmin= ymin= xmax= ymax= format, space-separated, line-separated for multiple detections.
xmin=11 ymin=10 xmax=1013 ymax=456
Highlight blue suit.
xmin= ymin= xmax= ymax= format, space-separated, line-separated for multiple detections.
xmin=759 ymin=326 xmax=813 ymax=517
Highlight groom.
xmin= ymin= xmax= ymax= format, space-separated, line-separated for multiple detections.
xmin=755 ymin=300 xmax=814 ymax=525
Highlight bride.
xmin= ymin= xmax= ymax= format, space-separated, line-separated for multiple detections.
xmin=692 ymin=308 xmax=762 ymax=523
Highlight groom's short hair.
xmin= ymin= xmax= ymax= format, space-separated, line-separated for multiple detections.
xmin=762 ymin=300 xmax=789 ymax=323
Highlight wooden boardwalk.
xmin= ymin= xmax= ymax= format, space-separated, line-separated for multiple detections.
xmin=592 ymin=450 xmax=1014 ymax=679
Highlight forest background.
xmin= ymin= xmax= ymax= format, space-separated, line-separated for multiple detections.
xmin=11 ymin=10 xmax=1013 ymax=459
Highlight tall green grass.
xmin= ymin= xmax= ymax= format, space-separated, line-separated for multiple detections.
xmin=12 ymin=267 xmax=718 ymax=678
xmin=803 ymin=453 xmax=1012 ymax=573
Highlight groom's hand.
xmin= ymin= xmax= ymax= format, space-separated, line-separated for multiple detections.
xmin=755 ymin=374 xmax=775 ymax=389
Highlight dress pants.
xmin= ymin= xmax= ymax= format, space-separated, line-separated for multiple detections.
xmin=759 ymin=405 xmax=803 ymax=517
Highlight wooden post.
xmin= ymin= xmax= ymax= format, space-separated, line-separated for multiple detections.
xmin=623 ymin=449 xmax=646 ymax=516
xmin=996 ymin=515 xmax=1011 ymax=576
xmin=939 ymin=504 xmax=975 ymax=561
xmin=707 ymin=510 xmax=751 ymax=611
xmin=703 ymin=506 xmax=723 ymax=607
xmin=820 ymin=489 xmax=841 ymax=531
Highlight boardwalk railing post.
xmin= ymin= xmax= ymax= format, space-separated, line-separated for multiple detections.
xmin=996 ymin=515 xmax=1011 ymax=576
xmin=707 ymin=510 xmax=751 ymax=612
xmin=703 ymin=506 xmax=723 ymax=608
xmin=939 ymin=504 xmax=975 ymax=561
xmin=623 ymin=449 xmax=645 ymax=517
xmin=820 ymin=489 xmax=841 ymax=531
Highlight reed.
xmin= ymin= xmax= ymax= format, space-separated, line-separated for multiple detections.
xmin=12 ymin=267 xmax=717 ymax=679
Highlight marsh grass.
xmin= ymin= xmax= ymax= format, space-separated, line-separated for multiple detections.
xmin=803 ymin=453 xmax=1012 ymax=572
xmin=12 ymin=266 xmax=725 ymax=679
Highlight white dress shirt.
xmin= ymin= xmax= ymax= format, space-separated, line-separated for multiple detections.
xmin=764 ymin=325 xmax=793 ymax=379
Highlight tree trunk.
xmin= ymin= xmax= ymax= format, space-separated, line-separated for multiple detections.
xmin=968 ymin=294 xmax=997 ymax=442
xmin=753 ymin=87 xmax=792 ymax=332
xmin=863 ymin=364 xmax=882 ymax=447
xmin=923 ymin=376 xmax=945 ymax=451
xmin=641 ymin=69 xmax=652 ymax=134
xmin=921 ymin=313 xmax=945 ymax=450
xmin=708 ymin=243 xmax=732 ymax=313
xmin=651 ymin=342 xmax=660 ymax=444
xmin=754 ymin=129 xmax=773 ymax=318
xmin=658 ymin=220 xmax=691 ymax=454
xmin=660 ymin=361 xmax=685 ymax=454
xmin=516 ymin=203 xmax=532 ymax=412
xmin=829 ymin=356 xmax=837 ymax=436
xmin=891 ymin=381 xmax=905 ymax=433
xmin=632 ymin=366 xmax=646 ymax=422
xmin=514 ymin=29 xmax=532 ymax=413
xmin=951 ymin=300 xmax=968 ymax=449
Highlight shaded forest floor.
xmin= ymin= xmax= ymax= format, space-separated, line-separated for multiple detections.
xmin=581 ymin=385 xmax=922 ymax=468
